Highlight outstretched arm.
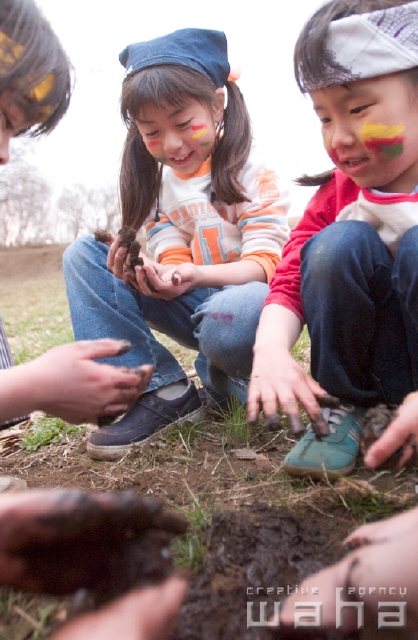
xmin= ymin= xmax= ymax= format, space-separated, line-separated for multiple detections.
xmin=247 ymin=304 xmax=327 ymax=432
xmin=0 ymin=340 xmax=153 ymax=425
xmin=133 ymin=258 xmax=267 ymax=300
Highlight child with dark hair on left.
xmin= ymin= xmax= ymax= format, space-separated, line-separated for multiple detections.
xmin=0 ymin=0 xmax=152 ymax=491
xmin=63 ymin=28 xmax=290 ymax=462
xmin=0 ymin=4 xmax=186 ymax=638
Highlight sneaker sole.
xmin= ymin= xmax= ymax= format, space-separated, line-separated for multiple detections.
xmin=283 ymin=459 xmax=356 ymax=480
xmin=86 ymin=405 xmax=206 ymax=462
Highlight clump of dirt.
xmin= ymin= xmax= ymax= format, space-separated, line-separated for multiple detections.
xmin=94 ymin=225 xmax=159 ymax=292
xmin=174 ymin=503 xmax=353 ymax=640
xmin=93 ymin=229 xmax=113 ymax=245
xmin=117 ymin=226 xmax=137 ymax=248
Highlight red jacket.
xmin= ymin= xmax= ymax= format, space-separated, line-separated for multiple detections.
xmin=265 ymin=170 xmax=360 ymax=322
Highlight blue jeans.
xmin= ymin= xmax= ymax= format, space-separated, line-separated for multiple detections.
xmin=301 ymin=221 xmax=418 ymax=406
xmin=63 ymin=235 xmax=269 ymax=405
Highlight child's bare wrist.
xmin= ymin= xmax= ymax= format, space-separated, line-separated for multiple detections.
xmin=253 ymin=341 xmax=289 ymax=355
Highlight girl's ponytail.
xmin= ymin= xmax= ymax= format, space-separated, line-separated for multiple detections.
xmin=119 ymin=124 xmax=160 ymax=230
xmin=211 ymin=81 xmax=252 ymax=204
xmin=294 ymin=170 xmax=334 ymax=187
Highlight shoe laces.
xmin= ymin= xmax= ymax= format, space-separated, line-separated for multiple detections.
xmin=316 ymin=404 xmax=355 ymax=434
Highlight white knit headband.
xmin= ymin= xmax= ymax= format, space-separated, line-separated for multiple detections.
xmin=307 ymin=1 xmax=418 ymax=91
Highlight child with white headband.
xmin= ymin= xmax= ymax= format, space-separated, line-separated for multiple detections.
xmin=248 ymin=0 xmax=418 ymax=478
xmin=63 ymin=28 xmax=290 ymax=461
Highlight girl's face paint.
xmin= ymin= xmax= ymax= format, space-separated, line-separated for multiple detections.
xmin=310 ymin=74 xmax=418 ymax=193
xmin=191 ymin=123 xmax=210 ymax=146
xmin=144 ymin=139 xmax=167 ymax=164
xmin=136 ymin=95 xmax=223 ymax=174
xmin=359 ymin=122 xmax=405 ymax=159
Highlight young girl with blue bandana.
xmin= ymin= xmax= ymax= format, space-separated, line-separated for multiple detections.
xmin=63 ymin=29 xmax=290 ymax=461
xmin=248 ymin=0 xmax=418 ymax=478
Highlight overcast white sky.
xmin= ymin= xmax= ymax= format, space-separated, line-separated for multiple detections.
xmin=30 ymin=0 xmax=332 ymax=219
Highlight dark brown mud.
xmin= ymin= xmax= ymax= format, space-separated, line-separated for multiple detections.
xmin=174 ymin=503 xmax=354 ymax=640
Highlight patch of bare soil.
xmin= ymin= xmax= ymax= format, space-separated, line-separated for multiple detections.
xmin=0 ymin=244 xmax=69 ymax=282
xmin=1 ymin=412 xmax=417 ymax=638
xmin=1 ymin=245 xmax=418 ymax=638
xmin=174 ymin=503 xmax=353 ymax=640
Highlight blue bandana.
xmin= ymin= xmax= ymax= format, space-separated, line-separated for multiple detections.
xmin=119 ymin=28 xmax=230 ymax=88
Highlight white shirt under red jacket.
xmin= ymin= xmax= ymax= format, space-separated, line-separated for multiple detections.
xmin=265 ymin=169 xmax=418 ymax=322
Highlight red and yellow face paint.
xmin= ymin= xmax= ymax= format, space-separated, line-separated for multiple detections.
xmin=145 ymin=140 xmax=166 ymax=164
xmin=191 ymin=123 xmax=211 ymax=147
xmin=359 ymin=121 xmax=405 ymax=159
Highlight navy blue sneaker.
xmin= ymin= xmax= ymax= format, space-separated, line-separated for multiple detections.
xmin=87 ymin=380 xmax=204 ymax=461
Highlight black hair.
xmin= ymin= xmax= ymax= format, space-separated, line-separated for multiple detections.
xmin=0 ymin=0 xmax=73 ymax=136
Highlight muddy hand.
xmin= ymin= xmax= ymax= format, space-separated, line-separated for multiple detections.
xmin=306 ymin=394 xmax=340 ymax=438
xmin=0 ymin=489 xmax=187 ymax=605
xmin=171 ymin=271 xmax=181 ymax=286
xmin=98 ymin=364 xmax=153 ymax=427
xmin=118 ymin=230 xmax=160 ymax=295
xmin=360 ymin=403 xmax=418 ymax=470
xmin=263 ymin=413 xmax=282 ymax=433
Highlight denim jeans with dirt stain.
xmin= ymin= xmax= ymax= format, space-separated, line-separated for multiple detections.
xmin=63 ymin=235 xmax=269 ymax=406
xmin=300 ymin=220 xmax=418 ymax=407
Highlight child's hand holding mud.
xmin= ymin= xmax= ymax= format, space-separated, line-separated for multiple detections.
xmin=0 ymin=489 xmax=187 ymax=607
xmin=0 ymin=340 xmax=152 ymax=426
xmin=105 ymin=226 xmax=138 ymax=279
xmin=363 ymin=394 xmax=418 ymax=470
xmin=128 ymin=258 xmax=197 ymax=300
xmin=153 ymin=264 xmax=198 ymax=299
xmin=131 ymin=263 xmax=197 ymax=300
xmin=100 ymin=226 xmax=161 ymax=294
xmin=98 ymin=363 xmax=153 ymax=427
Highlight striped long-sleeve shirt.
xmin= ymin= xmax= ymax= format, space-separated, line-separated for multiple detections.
xmin=144 ymin=142 xmax=290 ymax=282
xmin=0 ymin=314 xmax=29 ymax=429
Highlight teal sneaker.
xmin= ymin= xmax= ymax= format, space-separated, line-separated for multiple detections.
xmin=283 ymin=404 xmax=366 ymax=479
